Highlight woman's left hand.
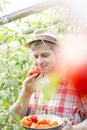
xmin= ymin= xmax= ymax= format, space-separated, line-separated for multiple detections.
xmin=61 ymin=118 xmax=74 ymax=130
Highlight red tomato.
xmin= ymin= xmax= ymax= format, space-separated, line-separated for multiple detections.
xmin=30 ymin=123 xmax=38 ymax=128
xmin=28 ymin=67 xmax=41 ymax=76
xmin=38 ymin=119 xmax=48 ymax=125
xmin=21 ymin=116 xmax=32 ymax=127
xmin=38 ymin=124 xmax=50 ymax=128
xmin=29 ymin=115 xmax=38 ymax=123
xmin=49 ymin=121 xmax=58 ymax=127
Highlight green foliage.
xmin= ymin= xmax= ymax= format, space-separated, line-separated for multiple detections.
xmin=0 ymin=110 xmax=25 ymax=130
xmin=0 ymin=42 xmax=34 ymax=129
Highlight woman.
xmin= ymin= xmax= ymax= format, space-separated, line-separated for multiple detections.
xmin=10 ymin=29 xmax=87 ymax=130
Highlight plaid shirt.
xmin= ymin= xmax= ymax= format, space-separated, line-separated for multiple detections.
xmin=28 ymin=82 xmax=87 ymax=125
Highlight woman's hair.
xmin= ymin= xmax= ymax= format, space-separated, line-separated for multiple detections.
xmin=29 ymin=40 xmax=57 ymax=50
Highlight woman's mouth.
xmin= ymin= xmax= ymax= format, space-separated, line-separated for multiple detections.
xmin=40 ymin=65 xmax=47 ymax=70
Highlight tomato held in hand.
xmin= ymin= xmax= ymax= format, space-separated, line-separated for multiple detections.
xmin=28 ymin=67 xmax=41 ymax=76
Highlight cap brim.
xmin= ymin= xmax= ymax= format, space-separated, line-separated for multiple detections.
xmin=25 ymin=39 xmax=57 ymax=48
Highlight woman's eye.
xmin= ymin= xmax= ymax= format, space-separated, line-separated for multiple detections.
xmin=34 ymin=55 xmax=38 ymax=59
xmin=42 ymin=54 xmax=50 ymax=57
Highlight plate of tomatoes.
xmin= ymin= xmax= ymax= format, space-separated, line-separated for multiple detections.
xmin=21 ymin=114 xmax=64 ymax=130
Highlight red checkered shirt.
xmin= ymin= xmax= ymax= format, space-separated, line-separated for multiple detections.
xmin=28 ymin=83 xmax=87 ymax=125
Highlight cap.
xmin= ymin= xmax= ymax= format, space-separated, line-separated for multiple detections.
xmin=25 ymin=29 xmax=58 ymax=48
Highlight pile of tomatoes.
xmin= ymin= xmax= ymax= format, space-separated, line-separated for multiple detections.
xmin=21 ymin=115 xmax=59 ymax=128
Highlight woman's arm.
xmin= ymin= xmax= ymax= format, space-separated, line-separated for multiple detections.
xmin=10 ymin=73 xmax=39 ymax=121
xmin=10 ymin=89 xmax=32 ymax=119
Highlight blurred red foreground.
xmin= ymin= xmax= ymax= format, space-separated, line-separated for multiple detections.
xmin=59 ymin=33 xmax=87 ymax=97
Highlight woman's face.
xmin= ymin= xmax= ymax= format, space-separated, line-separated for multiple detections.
xmin=32 ymin=43 xmax=58 ymax=74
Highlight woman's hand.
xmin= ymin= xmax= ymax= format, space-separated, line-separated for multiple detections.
xmin=62 ymin=118 xmax=74 ymax=130
xmin=22 ymin=73 xmax=39 ymax=95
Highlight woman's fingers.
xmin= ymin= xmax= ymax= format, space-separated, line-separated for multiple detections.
xmin=22 ymin=73 xmax=38 ymax=92
xmin=25 ymin=73 xmax=39 ymax=83
xmin=61 ymin=118 xmax=73 ymax=130
xmin=62 ymin=118 xmax=70 ymax=124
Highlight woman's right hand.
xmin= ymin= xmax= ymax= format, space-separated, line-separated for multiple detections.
xmin=22 ymin=73 xmax=39 ymax=95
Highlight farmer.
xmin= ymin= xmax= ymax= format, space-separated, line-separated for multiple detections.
xmin=10 ymin=29 xmax=87 ymax=130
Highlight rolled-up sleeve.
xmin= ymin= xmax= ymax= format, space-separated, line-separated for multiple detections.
xmin=80 ymin=96 xmax=87 ymax=119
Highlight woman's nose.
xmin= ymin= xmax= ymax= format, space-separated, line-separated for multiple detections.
xmin=37 ymin=56 xmax=43 ymax=65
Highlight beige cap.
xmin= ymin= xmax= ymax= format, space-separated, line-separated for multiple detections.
xmin=25 ymin=29 xmax=58 ymax=48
